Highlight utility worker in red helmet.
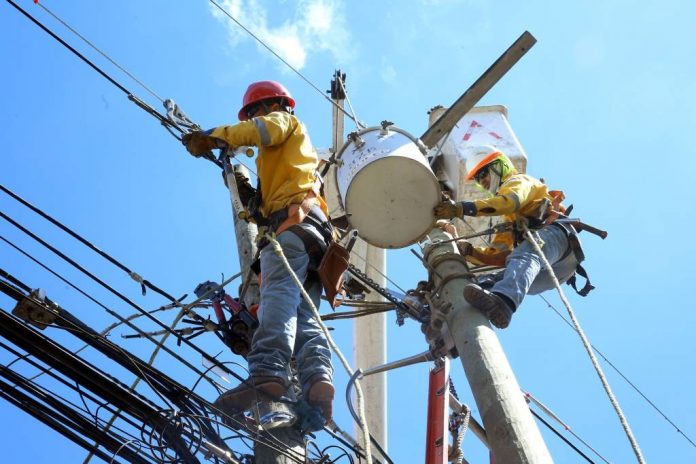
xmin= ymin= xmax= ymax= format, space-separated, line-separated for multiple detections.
xmin=183 ymin=80 xmax=334 ymax=426
xmin=434 ymin=146 xmax=584 ymax=328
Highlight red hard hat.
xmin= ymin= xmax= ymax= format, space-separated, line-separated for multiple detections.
xmin=238 ymin=80 xmax=296 ymax=121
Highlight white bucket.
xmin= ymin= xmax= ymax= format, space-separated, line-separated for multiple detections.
xmin=335 ymin=125 xmax=440 ymax=249
xmin=434 ymin=105 xmax=527 ymax=199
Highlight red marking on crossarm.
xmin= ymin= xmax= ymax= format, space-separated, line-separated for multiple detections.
xmin=488 ymin=131 xmax=502 ymax=139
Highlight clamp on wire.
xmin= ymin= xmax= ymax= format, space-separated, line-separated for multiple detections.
xmin=164 ymin=98 xmax=202 ymax=133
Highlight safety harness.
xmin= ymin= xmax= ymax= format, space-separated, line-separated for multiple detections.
xmin=244 ymin=174 xmax=349 ymax=308
xmin=512 ymin=190 xmax=605 ymax=297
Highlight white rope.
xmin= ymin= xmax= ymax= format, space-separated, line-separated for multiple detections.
xmin=523 ymin=227 xmax=646 ymax=464
xmin=448 ymin=407 xmax=471 ymax=464
xmin=267 ymin=236 xmax=373 ymax=464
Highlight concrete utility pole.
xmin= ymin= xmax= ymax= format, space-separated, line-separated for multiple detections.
xmin=224 ymin=161 xmax=304 ymax=464
xmin=423 ymin=226 xmax=552 ymax=463
xmin=325 ymin=70 xmax=388 ymax=449
xmin=351 ymin=239 xmax=387 ymax=447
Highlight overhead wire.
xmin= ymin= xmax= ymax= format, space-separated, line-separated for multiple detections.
xmin=0 ymin=358 xmax=147 ymax=452
xmin=538 ymin=292 xmax=696 ymax=449
xmin=0 ymin=186 xmax=336 ymax=462
xmin=0 ymin=184 xmax=181 ymax=302
xmin=460 ymin=217 xmax=696 ymax=450
xmin=4 ymin=306 xmax=244 ymax=462
xmin=524 ymin=389 xmax=611 ymax=464
xmin=0 ymin=210 xmax=244 ymax=379
xmin=6 ymin=0 xmax=183 ymax=136
xmin=207 ymin=0 xmax=361 ymax=126
xmin=35 ymin=1 xmax=165 ymax=103
xmin=524 ymin=227 xmax=645 ymax=463
xmin=0 ymin=236 xmax=219 ymax=390
xmin=529 ymin=409 xmax=596 ymax=464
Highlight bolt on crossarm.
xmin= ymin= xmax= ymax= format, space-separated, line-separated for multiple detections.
xmin=423 ymin=226 xmax=552 ymax=463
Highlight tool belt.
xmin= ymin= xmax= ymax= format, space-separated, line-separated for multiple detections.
xmin=256 ymin=201 xmax=349 ymax=308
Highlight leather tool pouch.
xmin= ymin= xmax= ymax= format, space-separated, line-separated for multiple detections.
xmin=318 ymin=241 xmax=350 ymax=309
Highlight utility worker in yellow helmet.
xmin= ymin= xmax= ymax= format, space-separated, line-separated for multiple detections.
xmin=434 ymin=146 xmax=584 ymax=328
xmin=182 ymin=80 xmax=334 ymax=426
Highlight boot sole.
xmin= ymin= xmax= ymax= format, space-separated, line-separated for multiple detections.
xmin=463 ymin=285 xmax=512 ymax=329
xmin=214 ymin=380 xmax=287 ymax=416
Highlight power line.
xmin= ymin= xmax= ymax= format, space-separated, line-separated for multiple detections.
xmin=6 ymin=0 xmax=181 ymax=135
xmin=529 ymin=409 xmax=596 ymax=464
xmin=0 ymin=210 xmax=245 ymax=384
xmin=0 ymin=223 xmax=324 ymax=461
xmin=0 ymin=238 xmax=218 ymax=391
xmin=35 ymin=2 xmax=165 ymax=103
xmin=538 ymin=294 xmax=696 ymax=450
xmin=461 ymin=218 xmax=696 ymax=450
xmin=0 ymin=184 xmax=180 ymax=303
xmin=208 ymin=0 xmax=361 ymax=126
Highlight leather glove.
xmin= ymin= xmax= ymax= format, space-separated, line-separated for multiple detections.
xmin=457 ymin=240 xmax=473 ymax=256
xmin=234 ymin=171 xmax=256 ymax=206
xmin=182 ymin=130 xmax=221 ymax=157
xmin=433 ymin=199 xmax=463 ymax=219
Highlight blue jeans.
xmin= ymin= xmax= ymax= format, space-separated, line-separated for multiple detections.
xmin=246 ymin=229 xmax=333 ymax=391
xmin=491 ymin=224 xmax=576 ymax=308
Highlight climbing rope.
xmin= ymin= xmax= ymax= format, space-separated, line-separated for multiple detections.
xmin=522 ymin=226 xmax=646 ymax=464
xmin=266 ymin=235 xmax=374 ymax=464
xmin=448 ymin=407 xmax=470 ymax=464
xmin=456 ymin=215 xmax=695 ymax=450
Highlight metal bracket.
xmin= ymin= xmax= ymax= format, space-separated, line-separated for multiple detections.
xmin=163 ymin=98 xmax=201 ymax=133
xmin=12 ymin=289 xmax=57 ymax=330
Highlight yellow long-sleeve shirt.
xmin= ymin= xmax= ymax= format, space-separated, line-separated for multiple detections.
xmin=210 ymin=111 xmax=321 ymax=218
xmin=472 ymin=173 xmax=553 ymax=260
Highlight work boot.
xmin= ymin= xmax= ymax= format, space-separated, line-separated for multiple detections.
xmin=214 ymin=376 xmax=288 ymax=422
xmin=463 ymin=284 xmax=515 ymax=329
xmin=304 ymin=373 xmax=335 ymax=422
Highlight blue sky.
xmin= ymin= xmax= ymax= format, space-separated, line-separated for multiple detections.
xmin=2 ymin=0 xmax=695 ymax=462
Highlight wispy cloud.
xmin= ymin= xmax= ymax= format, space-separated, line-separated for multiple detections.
xmin=573 ymin=35 xmax=606 ymax=70
xmin=210 ymin=0 xmax=350 ymax=71
xmin=380 ymin=57 xmax=397 ymax=84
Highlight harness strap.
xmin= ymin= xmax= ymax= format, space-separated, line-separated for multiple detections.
xmin=286 ymin=223 xmax=329 ymax=270
xmin=566 ymin=263 xmax=595 ymax=297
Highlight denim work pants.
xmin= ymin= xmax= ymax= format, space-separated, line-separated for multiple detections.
xmin=246 ymin=229 xmax=333 ymax=391
xmin=491 ymin=224 xmax=576 ymax=309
